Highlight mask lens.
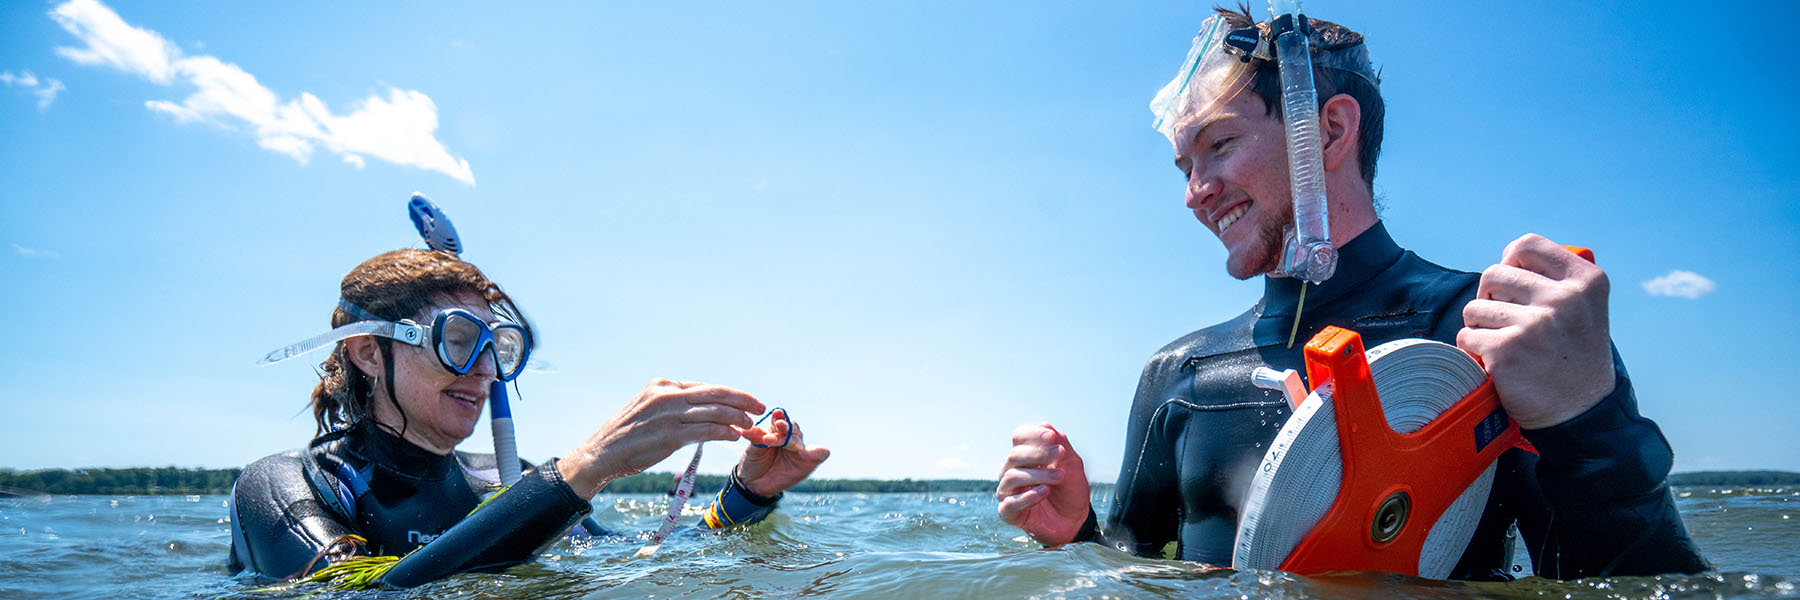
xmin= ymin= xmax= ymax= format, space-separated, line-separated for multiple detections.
xmin=493 ymin=325 xmax=528 ymax=380
xmin=439 ymin=313 xmax=485 ymax=373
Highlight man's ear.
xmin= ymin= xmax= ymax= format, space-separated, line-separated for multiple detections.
xmin=346 ymin=337 xmax=383 ymax=375
xmin=1320 ymin=93 xmax=1362 ymax=173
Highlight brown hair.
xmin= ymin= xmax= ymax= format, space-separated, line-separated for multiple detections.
xmin=308 ymin=249 xmax=531 ymax=436
xmin=1216 ymin=4 xmax=1385 ymax=193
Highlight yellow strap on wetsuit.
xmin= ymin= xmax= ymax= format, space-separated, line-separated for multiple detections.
xmin=1286 ymin=282 xmax=1307 ymax=349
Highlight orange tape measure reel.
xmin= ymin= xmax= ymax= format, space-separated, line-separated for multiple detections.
xmin=1262 ymin=245 xmax=1594 ymax=576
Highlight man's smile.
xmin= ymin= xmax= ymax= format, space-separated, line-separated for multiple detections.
xmin=1207 ymin=195 xmax=1254 ymax=235
xmin=1216 ymin=203 xmax=1250 ymax=232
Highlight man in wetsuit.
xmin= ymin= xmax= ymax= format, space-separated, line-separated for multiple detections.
xmin=994 ymin=7 xmax=1707 ymax=579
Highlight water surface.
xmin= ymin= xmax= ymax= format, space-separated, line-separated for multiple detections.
xmin=0 ymin=487 xmax=1793 ymax=599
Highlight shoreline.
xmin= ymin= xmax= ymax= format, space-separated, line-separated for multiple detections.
xmin=3 ymin=467 xmax=1797 ymax=497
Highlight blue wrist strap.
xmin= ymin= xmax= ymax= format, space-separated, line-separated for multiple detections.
xmin=702 ymin=471 xmax=781 ymax=529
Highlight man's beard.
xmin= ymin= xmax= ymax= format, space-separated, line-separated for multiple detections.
xmin=1226 ymin=204 xmax=1294 ymax=280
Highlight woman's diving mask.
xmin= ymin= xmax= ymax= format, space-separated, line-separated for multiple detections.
xmin=260 ymin=302 xmax=534 ymax=382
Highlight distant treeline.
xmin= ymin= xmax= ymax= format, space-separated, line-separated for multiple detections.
xmin=6 ymin=467 xmax=1792 ymax=497
xmin=1668 ymin=470 xmax=1800 ymax=487
xmin=0 ymin=467 xmax=998 ymax=496
xmin=0 ymin=467 xmax=241 ymax=496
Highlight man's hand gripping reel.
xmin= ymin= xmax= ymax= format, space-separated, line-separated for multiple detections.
xmin=1265 ymin=246 xmax=1593 ymax=576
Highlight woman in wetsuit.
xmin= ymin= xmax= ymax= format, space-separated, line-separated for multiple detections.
xmin=227 ymin=249 xmax=829 ymax=587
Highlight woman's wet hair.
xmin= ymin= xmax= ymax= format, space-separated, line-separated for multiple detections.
xmin=308 ymin=249 xmax=532 ymax=437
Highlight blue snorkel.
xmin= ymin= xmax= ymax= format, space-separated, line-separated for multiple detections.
xmin=408 ymin=193 xmax=521 ymax=487
xmin=1268 ymin=0 xmax=1337 ymax=285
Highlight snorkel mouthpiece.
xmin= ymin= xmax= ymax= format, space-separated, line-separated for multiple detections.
xmin=1269 ymin=0 xmax=1336 ymax=284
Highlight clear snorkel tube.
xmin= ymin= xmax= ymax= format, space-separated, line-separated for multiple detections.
xmin=1269 ymin=0 xmax=1336 ymax=283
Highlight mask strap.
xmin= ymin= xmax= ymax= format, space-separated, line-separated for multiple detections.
xmin=338 ymin=299 xmax=384 ymax=322
xmin=379 ymin=338 xmax=408 ymax=440
xmin=259 ymin=320 xmax=394 ymax=365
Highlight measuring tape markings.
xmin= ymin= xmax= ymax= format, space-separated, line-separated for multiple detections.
xmin=634 ymin=444 xmax=703 ymax=558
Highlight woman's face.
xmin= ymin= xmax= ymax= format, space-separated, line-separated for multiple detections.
xmin=368 ymin=292 xmax=500 ymax=454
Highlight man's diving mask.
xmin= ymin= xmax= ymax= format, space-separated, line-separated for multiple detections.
xmin=1150 ymin=14 xmax=1378 ymax=146
xmin=260 ymin=301 xmax=534 ymax=382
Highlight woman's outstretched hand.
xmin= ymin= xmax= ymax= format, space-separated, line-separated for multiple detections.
xmin=559 ymin=379 xmax=765 ymax=499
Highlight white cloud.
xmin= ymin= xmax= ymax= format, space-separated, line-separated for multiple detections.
xmin=1642 ymin=270 xmax=1715 ymax=299
xmin=1 ymin=70 xmax=66 ymax=110
xmin=935 ymin=443 xmax=977 ymax=475
xmin=50 ymin=0 xmax=177 ymax=84
xmin=13 ymin=244 xmax=61 ymax=258
xmin=0 ymin=71 xmax=36 ymax=86
xmin=49 ymin=0 xmax=475 ymax=185
xmin=34 ymin=79 xmax=66 ymax=109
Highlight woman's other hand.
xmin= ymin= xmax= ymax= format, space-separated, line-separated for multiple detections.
xmin=559 ymin=379 xmax=764 ymax=499
xmin=735 ymin=409 xmax=831 ymax=497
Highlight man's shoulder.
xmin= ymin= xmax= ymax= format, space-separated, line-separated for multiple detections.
xmin=1363 ymin=249 xmax=1482 ymax=313
xmin=1144 ymin=304 xmax=1260 ymax=372
xmin=1382 ymin=248 xmax=1483 ymax=293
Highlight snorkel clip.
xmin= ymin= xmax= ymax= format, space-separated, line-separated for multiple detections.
xmin=1222 ymin=27 xmax=1271 ymax=62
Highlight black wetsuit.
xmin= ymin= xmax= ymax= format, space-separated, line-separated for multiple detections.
xmin=228 ymin=422 xmax=780 ymax=587
xmin=1075 ymin=222 xmax=1708 ymax=580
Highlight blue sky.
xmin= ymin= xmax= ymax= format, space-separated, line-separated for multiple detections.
xmin=2 ymin=1 xmax=1796 ymax=481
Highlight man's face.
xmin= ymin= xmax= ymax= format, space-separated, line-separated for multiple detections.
xmin=1173 ymin=88 xmax=1293 ymax=280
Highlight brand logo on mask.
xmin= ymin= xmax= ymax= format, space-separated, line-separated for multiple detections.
xmin=408 ymin=530 xmax=441 ymax=545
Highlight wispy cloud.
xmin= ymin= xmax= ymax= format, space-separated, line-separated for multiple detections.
xmin=1642 ymin=270 xmax=1715 ymax=299
xmin=49 ymin=0 xmax=475 ymax=185
xmin=935 ymin=443 xmax=976 ymax=475
xmin=0 ymin=70 xmax=66 ymax=110
xmin=13 ymin=244 xmax=61 ymax=259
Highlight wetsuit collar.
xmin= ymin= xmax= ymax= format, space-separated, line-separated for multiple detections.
xmin=348 ymin=422 xmax=457 ymax=481
xmin=1261 ymin=220 xmax=1401 ymax=318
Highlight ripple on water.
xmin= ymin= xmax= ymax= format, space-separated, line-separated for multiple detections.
xmin=5 ymin=490 xmax=1799 ymax=599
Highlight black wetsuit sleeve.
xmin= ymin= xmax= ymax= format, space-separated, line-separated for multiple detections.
xmin=1083 ymin=359 xmax=1181 ymax=558
xmin=1431 ymin=286 xmax=1706 ymax=578
xmin=381 ymin=458 xmax=594 ymax=588
xmin=227 ymin=451 xmax=360 ymax=579
xmin=512 ymin=456 xmax=612 ymax=538
xmin=1514 ymin=353 xmax=1710 ymax=578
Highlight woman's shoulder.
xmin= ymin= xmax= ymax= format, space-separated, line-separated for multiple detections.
xmin=239 ymin=432 xmax=355 ymax=496
xmin=236 ymin=449 xmax=320 ymax=495
xmin=242 ymin=449 xmax=311 ymax=474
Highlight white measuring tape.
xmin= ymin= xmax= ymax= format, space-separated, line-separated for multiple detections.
xmin=634 ymin=443 xmax=703 ymax=558
xmin=1234 ymin=338 xmax=1493 ymax=579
